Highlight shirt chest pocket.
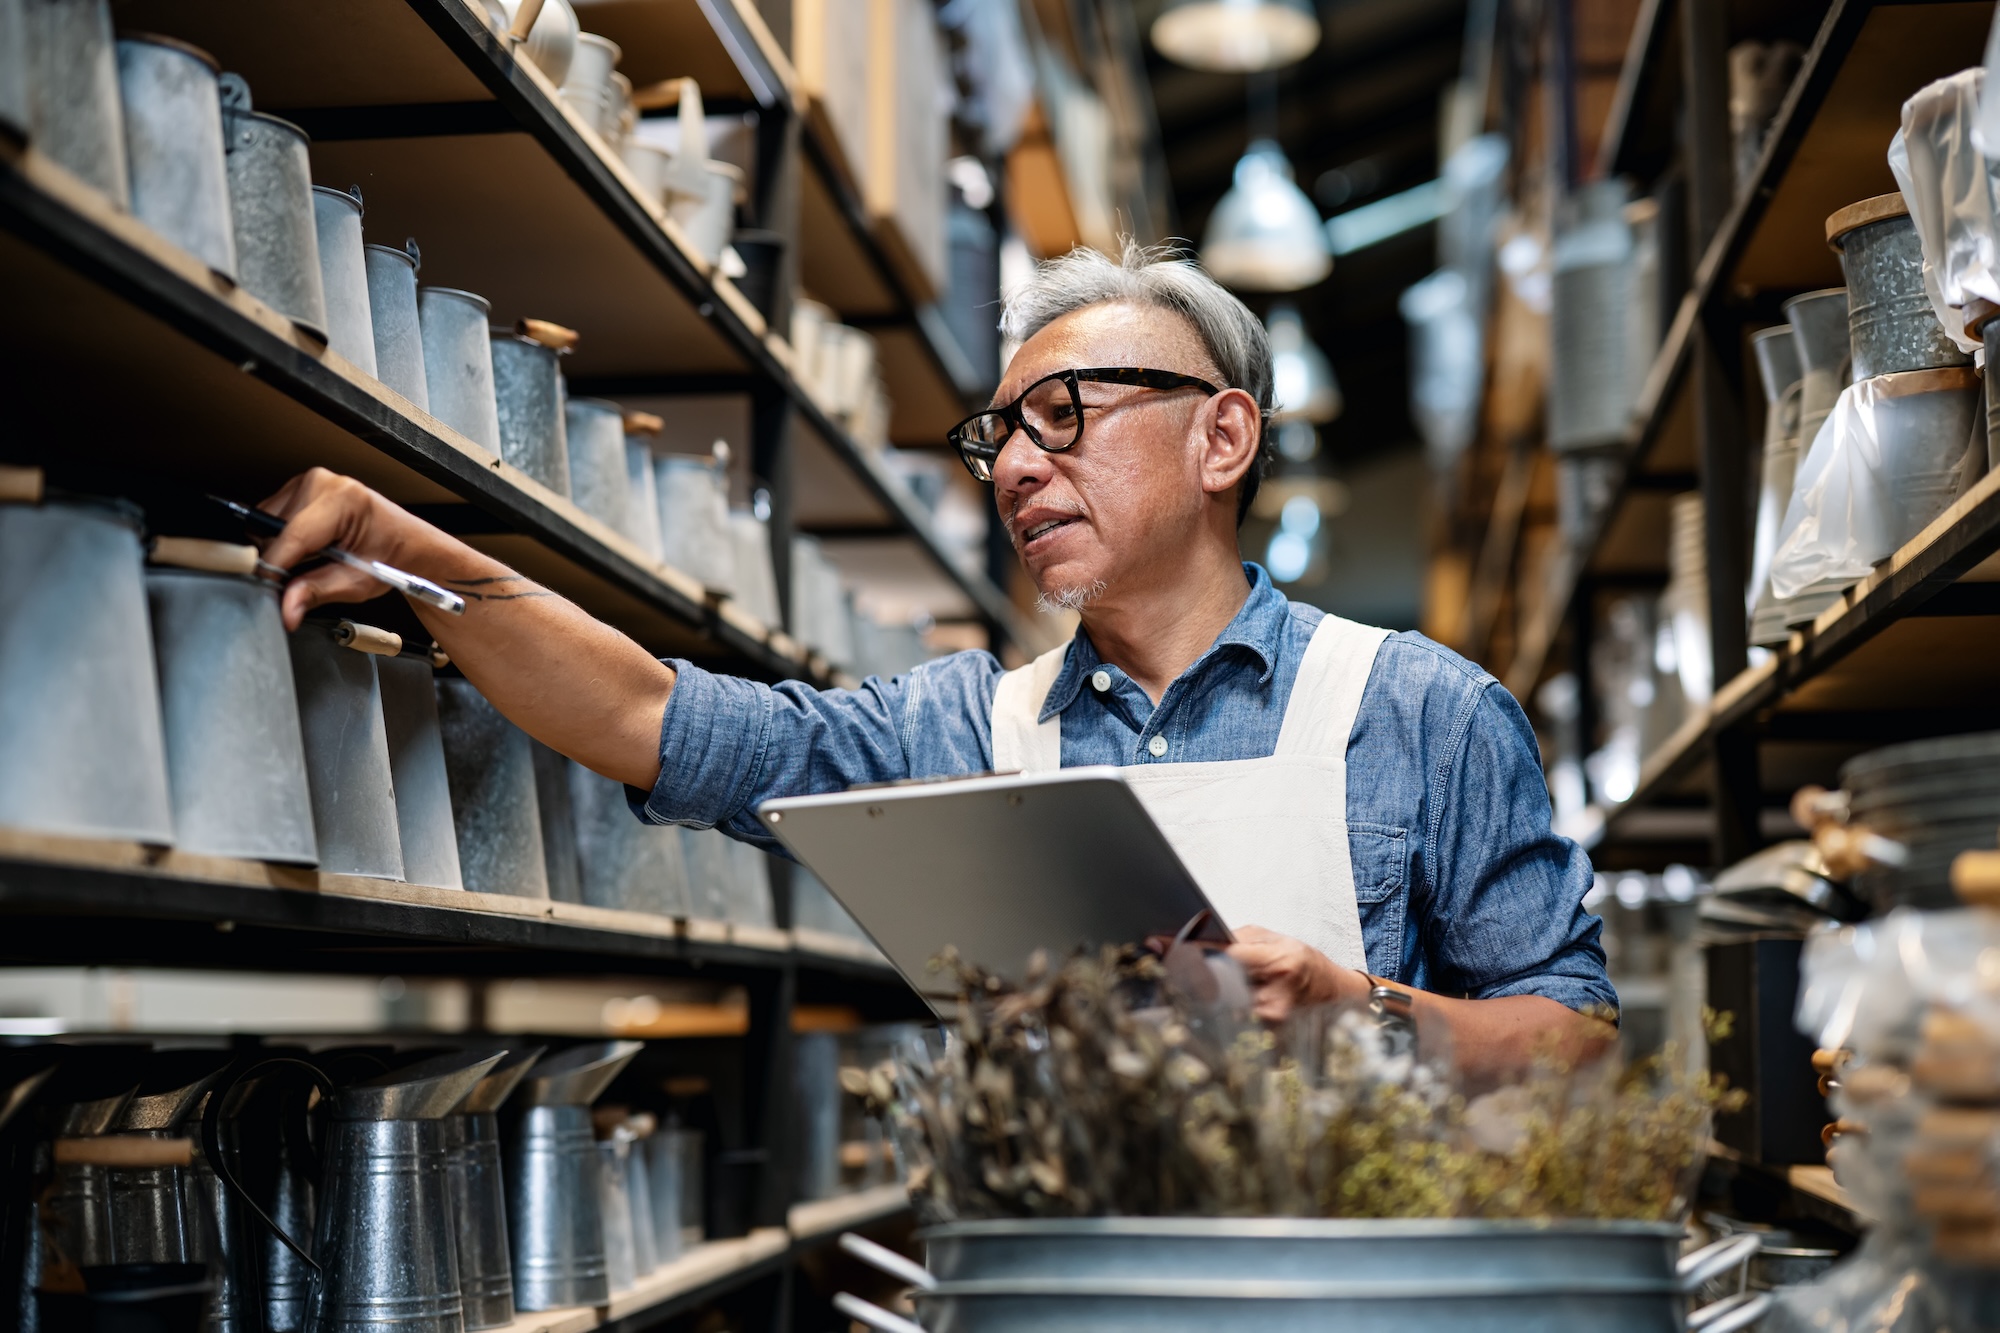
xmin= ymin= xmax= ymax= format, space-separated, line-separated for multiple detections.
xmin=1347 ymin=823 xmax=1407 ymax=903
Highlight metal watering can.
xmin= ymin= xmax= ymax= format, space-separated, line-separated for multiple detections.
xmin=505 ymin=1043 xmax=643 ymax=1311
xmin=442 ymin=1048 xmax=542 ymax=1332
xmin=211 ymin=1051 xmax=504 ymax=1333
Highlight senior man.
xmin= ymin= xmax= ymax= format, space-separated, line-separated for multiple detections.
xmin=259 ymin=244 xmax=1615 ymax=1076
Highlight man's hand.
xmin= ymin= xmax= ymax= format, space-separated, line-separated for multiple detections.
xmin=1226 ymin=925 xmax=1371 ymax=1023
xmin=258 ymin=468 xmax=445 ymax=630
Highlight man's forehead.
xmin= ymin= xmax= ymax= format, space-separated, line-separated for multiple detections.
xmin=997 ymin=301 xmax=1216 ymax=399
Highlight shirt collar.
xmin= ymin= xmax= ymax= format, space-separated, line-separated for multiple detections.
xmin=1039 ymin=563 xmax=1289 ymax=722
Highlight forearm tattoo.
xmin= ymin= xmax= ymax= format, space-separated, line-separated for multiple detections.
xmin=440 ymin=572 xmax=554 ymax=602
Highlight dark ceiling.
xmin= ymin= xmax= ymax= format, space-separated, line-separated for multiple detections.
xmin=1132 ymin=0 xmax=1469 ymax=465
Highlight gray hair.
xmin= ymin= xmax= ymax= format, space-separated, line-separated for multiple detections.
xmin=999 ymin=241 xmax=1274 ymax=522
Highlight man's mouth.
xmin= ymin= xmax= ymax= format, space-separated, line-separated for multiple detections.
xmin=1017 ymin=515 xmax=1079 ymax=550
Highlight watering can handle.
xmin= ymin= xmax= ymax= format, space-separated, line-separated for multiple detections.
xmin=200 ymin=1057 xmax=333 ymax=1274
xmin=1676 ymin=1232 xmax=1762 ymax=1292
xmin=833 ymin=1292 xmax=926 ymax=1333
xmin=678 ymin=78 xmax=707 ymax=161
xmin=1687 ymin=1290 xmax=1774 ymax=1333
xmin=838 ymin=1232 xmax=936 ymax=1291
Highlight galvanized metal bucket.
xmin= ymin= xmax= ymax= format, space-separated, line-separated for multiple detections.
xmin=312 ymin=187 xmax=377 ymax=376
xmin=420 ymin=287 xmax=502 ymax=450
xmin=1783 ymin=287 xmax=1850 ymax=443
xmin=623 ymin=439 xmax=664 ymax=559
xmin=1863 ymin=365 xmax=1981 ymax=550
xmin=116 ymin=35 xmax=233 ymax=277
xmin=376 ymin=653 xmax=463 ymax=890
xmin=23 ymin=0 xmax=128 ymax=204
xmin=506 ymin=1043 xmax=642 ymax=1311
xmin=146 ymin=568 xmax=317 ymax=865
xmin=435 ymin=677 xmax=549 ymax=898
xmin=848 ymin=1219 xmax=1769 ymax=1333
xmin=1829 ymin=195 xmax=1974 ymax=380
xmin=489 ymin=333 xmax=569 ymax=493
xmin=564 ymin=397 xmax=629 ymax=533
xmin=221 ymin=80 xmax=326 ymax=339
xmin=568 ymin=759 xmax=690 ymax=916
xmin=447 ymin=1048 xmax=541 ymax=1332
xmin=365 ymin=241 xmax=429 ymax=410
xmin=726 ymin=510 xmax=780 ymax=627
xmin=288 ymin=620 xmax=404 ymax=880
xmin=1549 ymin=179 xmax=1636 ymax=452
xmin=529 ymin=738 xmax=583 ymax=903
xmin=655 ymin=455 xmax=735 ymax=594
xmin=0 ymin=499 xmax=175 ymax=844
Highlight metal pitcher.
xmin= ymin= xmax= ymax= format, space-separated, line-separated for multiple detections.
xmin=116 ymin=35 xmax=233 ymax=277
xmin=0 ymin=498 xmax=175 ymax=844
xmin=105 ymin=1052 xmax=229 ymax=1266
xmin=620 ymin=1119 xmax=658 ymax=1277
xmin=288 ymin=620 xmax=404 ymax=880
xmin=377 ymin=653 xmax=463 ymax=891
xmin=489 ymin=333 xmax=569 ymax=494
xmin=642 ymin=1130 xmax=683 ymax=1266
xmin=147 ymin=566 xmax=317 ymax=865
xmin=22 ymin=0 xmax=128 ymax=204
xmin=505 ymin=1043 xmax=642 ymax=1311
xmin=445 ymin=1048 xmax=541 ymax=1331
xmin=568 ymin=760 xmax=690 ymax=916
xmin=312 ymin=187 xmax=377 ymax=377
xmin=221 ymin=78 xmax=327 ymax=339
xmin=564 ymin=398 xmax=629 ymax=533
xmin=366 ymin=241 xmax=429 ymax=410
xmin=595 ymin=1135 xmax=636 ymax=1294
xmin=419 ymin=288 xmax=501 ymax=451
xmin=196 ymin=1058 xmax=320 ymax=1333
xmin=1783 ymin=287 xmax=1851 ymax=447
xmin=1829 ymin=194 xmax=1973 ymax=380
xmin=435 ymin=678 xmax=549 ymax=898
xmin=304 ymin=1051 xmax=504 ymax=1333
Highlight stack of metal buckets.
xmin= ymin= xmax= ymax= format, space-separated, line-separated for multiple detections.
xmin=6 ymin=1041 xmax=709 ymax=1333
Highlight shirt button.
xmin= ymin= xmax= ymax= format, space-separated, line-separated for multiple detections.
xmin=1147 ymin=734 xmax=1168 ymax=757
xmin=1091 ymin=670 xmax=1112 ymax=692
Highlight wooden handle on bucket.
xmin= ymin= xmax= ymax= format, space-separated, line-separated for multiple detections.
xmin=334 ymin=621 xmax=403 ymax=656
xmin=54 ymin=1136 xmax=195 ymax=1167
xmin=149 ymin=537 xmax=260 ymax=576
xmin=516 ymin=318 xmax=579 ymax=351
xmin=508 ymin=0 xmax=547 ymax=41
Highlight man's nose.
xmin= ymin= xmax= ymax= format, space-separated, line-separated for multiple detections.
xmin=990 ymin=429 xmax=1050 ymax=500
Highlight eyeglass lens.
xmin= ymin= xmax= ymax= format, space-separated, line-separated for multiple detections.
xmin=956 ymin=375 xmax=1082 ymax=478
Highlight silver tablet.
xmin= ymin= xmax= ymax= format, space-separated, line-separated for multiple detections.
xmin=757 ymin=767 xmax=1225 ymax=1008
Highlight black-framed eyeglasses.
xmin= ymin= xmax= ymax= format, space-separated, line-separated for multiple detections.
xmin=947 ymin=367 xmax=1221 ymax=482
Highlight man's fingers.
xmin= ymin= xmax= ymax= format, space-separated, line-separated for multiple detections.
xmin=278 ymin=565 xmax=388 ymax=630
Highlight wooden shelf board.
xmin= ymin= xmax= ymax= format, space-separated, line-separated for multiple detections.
xmin=571 ymin=0 xmax=797 ymax=109
xmin=878 ymin=323 xmax=981 ymax=447
xmin=786 ymin=1183 xmax=911 ymax=1242
xmin=799 ymin=158 xmax=900 ymax=318
xmin=601 ymin=1228 xmax=793 ymax=1323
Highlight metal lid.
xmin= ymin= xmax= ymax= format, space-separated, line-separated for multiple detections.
xmin=1826 ymin=192 xmax=1909 ymax=247
xmin=515 ymin=1041 xmax=644 ymax=1108
xmin=335 ymin=1049 xmax=505 ymax=1122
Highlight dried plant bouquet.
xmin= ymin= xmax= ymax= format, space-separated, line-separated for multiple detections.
xmin=845 ymin=945 xmax=1741 ymax=1225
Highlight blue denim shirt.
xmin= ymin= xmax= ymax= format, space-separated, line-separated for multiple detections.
xmin=642 ymin=564 xmax=1615 ymax=1015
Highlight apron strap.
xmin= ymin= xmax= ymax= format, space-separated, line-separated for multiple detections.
xmin=990 ymin=643 xmax=1069 ymax=772
xmin=1274 ymin=614 xmax=1392 ymax=758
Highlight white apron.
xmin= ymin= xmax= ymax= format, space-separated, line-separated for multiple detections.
xmin=990 ymin=614 xmax=1390 ymax=972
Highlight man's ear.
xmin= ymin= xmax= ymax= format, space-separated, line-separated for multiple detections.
xmin=1198 ymin=387 xmax=1263 ymax=502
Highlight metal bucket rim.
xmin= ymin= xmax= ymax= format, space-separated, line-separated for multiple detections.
xmin=224 ymin=106 xmax=311 ymax=144
xmin=1781 ymin=287 xmax=1848 ymax=314
xmin=364 ymin=241 xmax=419 ymax=268
xmin=420 ymin=285 xmax=492 ymax=312
xmin=913 ymin=1276 xmax=1688 ymax=1301
xmin=144 ymin=565 xmax=276 ymax=591
xmin=918 ymin=1217 xmax=1685 ymax=1242
xmin=311 ymin=184 xmax=364 ymax=217
xmin=114 ymin=32 xmax=222 ymax=72
xmin=566 ymin=396 xmax=625 ymax=416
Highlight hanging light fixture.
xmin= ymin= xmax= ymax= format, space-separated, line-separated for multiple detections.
xmin=1266 ymin=303 xmax=1342 ymax=423
xmin=1201 ymin=140 xmax=1331 ymax=292
xmin=1151 ymin=0 xmax=1320 ymax=72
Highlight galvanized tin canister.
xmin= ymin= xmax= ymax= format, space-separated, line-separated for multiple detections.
xmin=116 ymin=35 xmax=233 ymax=276
xmin=564 ymin=397 xmax=630 ymax=532
xmin=147 ymin=568 xmax=317 ymax=864
xmin=568 ymin=760 xmax=691 ymax=916
xmin=1829 ymin=194 xmax=1972 ymax=380
xmin=420 ymin=287 xmax=502 ymax=450
xmin=366 ymin=241 xmax=429 ymax=409
xmin=435 ymin=677 xmax=550 ymax=898
xmin=312 ymin=186 xmax=377 ymax=376
xmin=288 ymin=620 xmax=405 ymax=880
xmin=377 ymin=652 xmax=463 ymax=890
xmin=489 ymin=334 xmax=570 ymax=493
xmin=0 ymin=499 xmax=175 ymax=844
xmin=222 ymin=83 xmax=327 ymax=338
xmin=623 ymin=439 xmax=664 ymax=559
xmin=506 ymin=1044 xmax=643 ymax=1312
xmin=23 ymin=0 xmax=128 ymax=204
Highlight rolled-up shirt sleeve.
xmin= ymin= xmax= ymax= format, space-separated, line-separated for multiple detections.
xmin=634 ymin=652 xmax=1002 ymax=850
xmin=1427 ymin=683 xmax=1618 ymax=1019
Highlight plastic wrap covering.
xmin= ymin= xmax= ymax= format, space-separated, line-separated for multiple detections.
xmin=1766 ymin=369 xmax=1983 ymax=601
xmin=1894 ymin=70 xmax=2000 ymax=357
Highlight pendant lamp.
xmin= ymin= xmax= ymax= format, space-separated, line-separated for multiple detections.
xmin=1200 ymin=140 xmax=1332 ymax=292
xmin=1267 ymin=303 xmax=1342 ymax=423
xmin=1152 ymin=0 xmax=1320 ymax=72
